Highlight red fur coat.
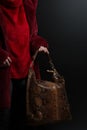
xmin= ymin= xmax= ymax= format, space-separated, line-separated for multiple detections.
xmin=0 ymin=0 xmax=48 ymax=109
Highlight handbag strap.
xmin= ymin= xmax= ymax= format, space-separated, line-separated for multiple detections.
xmin=29 ymin=49 xmax=61 ymax=79
xmin=29 ymin=50 xmax=39 ymax=68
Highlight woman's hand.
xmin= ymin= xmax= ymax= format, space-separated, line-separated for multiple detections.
xmin=3 ymin=56 xmax=12 ymax=66
xmin=38 ymin=46 xmax=49 ymax=54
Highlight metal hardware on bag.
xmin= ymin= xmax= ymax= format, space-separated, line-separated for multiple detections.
xmin=46 ymin=69 xmax=54 ymax=73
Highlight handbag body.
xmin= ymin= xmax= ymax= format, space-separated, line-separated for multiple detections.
xmin=26 ymin=51 xmax=72 ymax=125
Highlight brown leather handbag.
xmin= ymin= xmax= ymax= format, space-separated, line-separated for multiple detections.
xmin=26 ymin=50 xmax=72 ymax=126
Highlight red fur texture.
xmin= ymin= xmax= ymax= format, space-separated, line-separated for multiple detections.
xmin=0 ymin=0 xmax=48 ymax=108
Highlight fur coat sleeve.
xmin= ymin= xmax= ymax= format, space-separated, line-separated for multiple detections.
xmin=0 ymin=13 xmax=9 ymax=67
xmin=23 ymin=0 xmax=48 ymax=55
xmin=23 ymin=0 xmax=49 ymax=79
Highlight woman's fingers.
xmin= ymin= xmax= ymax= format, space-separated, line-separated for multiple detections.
xmin=7 ymin=56 xmax=12 ymax=63
xmin=5 ymin=59 xmax=10 ymax=66
xmin=3 ymin=56 xmax=12 ymax=66
xmin=39 ymin=46 xmax=49 ymax=54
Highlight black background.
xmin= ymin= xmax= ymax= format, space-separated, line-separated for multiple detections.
xmin=36 ymin=0 xmax=87 ymax=129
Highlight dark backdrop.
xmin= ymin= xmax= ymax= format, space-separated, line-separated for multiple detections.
xmin=36 ymin=0 xmax=87 ymax=130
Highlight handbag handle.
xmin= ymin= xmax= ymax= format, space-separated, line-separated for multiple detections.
xmin=29 ymin=49 xmax=61 ymax=80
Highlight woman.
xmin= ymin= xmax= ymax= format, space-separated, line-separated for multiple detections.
xmin=0 ymin=0 xmax=49 ymax=129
